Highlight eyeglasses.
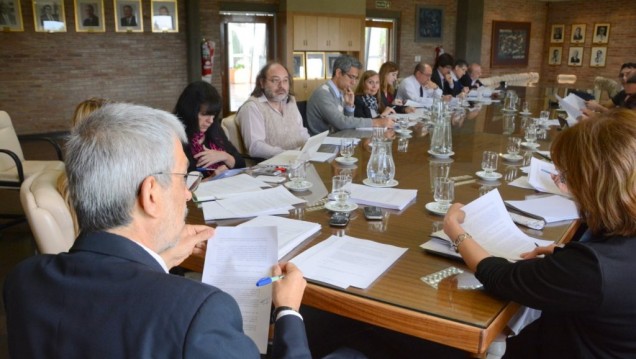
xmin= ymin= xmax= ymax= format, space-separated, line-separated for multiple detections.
xmin=153 ymin=171 xmax=203 ymax=192
xmin=344 ymin=72 xmax=359 ymax=81
xmin=267 ymin=77 xmax=289 ymax=86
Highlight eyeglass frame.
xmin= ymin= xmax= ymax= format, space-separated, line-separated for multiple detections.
xmin=152 ymin=171 xmax=203 ymax=192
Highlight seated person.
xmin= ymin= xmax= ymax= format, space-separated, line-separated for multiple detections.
xmin=378 ymin=61 xmax=415 ymax=114
xmin=587 ymin=62 xmax=636 ymax=112
xmin=449 ymin=59 xmax=469 ymax=97
xmin=395 ymin=62 xmax=442 ymax=104
xmin=443 ymin=109 xmax=636 ymax=358
xmin=460 ymin=63 xmax=484 ymax=89
xmin=174 ymin=81 xmax=245 ymax=177
xmin=3 ymin=103 xmax=315 ymax=358
xmin=353 ymin=70 xmax=396 ymax=118
xmin=584 ymin=72 xmax=636 ymax=118
xmin=236 ymin=62 xmax=309 ymax=159
xmin=307 ymin=54 xmax=392 ymax=135
xmin=431 ymin=53 xmax=456 ymax=96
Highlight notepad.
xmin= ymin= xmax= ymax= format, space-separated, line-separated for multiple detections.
xmin=349 ymin=184 xmax=417 ymax=211
xmin=505 ymin=195 xmax=579 ymax=223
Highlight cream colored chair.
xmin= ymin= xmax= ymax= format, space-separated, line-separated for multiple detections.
xmin=20 ymin=168 xmax=75 ymax=254
xmin=221 ymin=114 xmax=247 ymax=155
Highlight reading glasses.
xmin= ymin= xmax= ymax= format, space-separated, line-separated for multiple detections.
xmin=153 ymin=171 xmax=203 ymax=192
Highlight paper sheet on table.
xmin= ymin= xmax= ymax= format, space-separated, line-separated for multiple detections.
xmin=422 ymin=189 xmax=553 ymax=261
xmin=527 ymin=157 xmax=569 ymax=196
xmin=556 ymin=94 xmax=584 ymax=123
xmin=238 ymin=215 xmax=321 ymax=259
xmin=505 ymin=195 xmax=579 ymax=223
xmin=259 ymin=130 xmax=330 ymax=166
xmin=349 ymin=184 xmax=417 ymax=210
xmin=291 ymin=235 xmax=407 ymax=289
xmin=201 ymin=186 xmax=305 ymax=220
xmin=508 ymin=176 xmax=534 ymax=189
xmin=194 ymin=174 xmax=269 ymax=202
xmin=405 ymin=98 xmax=433 ymax=107
xmin=322 ymin=136 xmax=361 ymax=146
xmin=390 ymin=112 xmax=424 ymax=121
xmin=201 ymin=226 xmax=277 ymax=354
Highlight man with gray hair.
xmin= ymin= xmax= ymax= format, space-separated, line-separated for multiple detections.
xmin=307 ymin=55 xmax=392 ymax=135
xmin=3 ymin=103 xmax=313 ymax=358
xmin=395 ymin=62 xmax=442 ymax=104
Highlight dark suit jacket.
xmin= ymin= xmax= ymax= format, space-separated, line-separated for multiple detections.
xmin=83 ymin=15 xmax=99 ymax=26
xmin=460 ymin=74 xmax=483 ymax=89
xmin=353 ymin=95 xmax=375 ymax=118
xmin=431 ymin=70 xmax=454 ymax=96
xmin=4 ymin=231 xmax=311 ymax=359
xmin=120 ymin=16 xmax=137 ymax=26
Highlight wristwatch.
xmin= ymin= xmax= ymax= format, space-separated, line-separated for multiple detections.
xmin=451 ymin=233 xmax=472 ymax=252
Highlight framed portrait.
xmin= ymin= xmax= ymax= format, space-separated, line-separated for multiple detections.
xmin=306 ymin=52 xmax=325 ymax=80
xmin=114 ymin=0 xmax=142 ymax=32
xmin=550 ymin=24 xmax=564 ymax=43
xmin=325 ymin=53 xmax=341 ymax=79
xmin=490 ymin=21 xmax=531 ymax=67
xmin=151 ymin=0 xmax=177 ymax=33
xmin=570 ymin=24 xmax=586 ymax=44
xmin=592 ymin=23 xmax=610 ymax=44
xmin=415 ymin=6 xmax=442 ymax=42
xmin=0 ymin=0 xmax=24 ymax=31
xmin=548 ymin=46 xmax=562 ymax=66
xmin=33 ymin=0 xmax=66 ymax=32
xmin=292 ymin=52 xmax=305 ymax=80
xmin=590 ymin=47 xmax=607 ymax=68
xmin=567 ymin=46 xmax=583 ymax=67
xmin=74 ymin=0 xmax=104 ymax=32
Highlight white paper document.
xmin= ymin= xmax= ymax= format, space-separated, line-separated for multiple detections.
xmin=349 ymin=184 xmax=417 ymax=210
xmin=201 ymin=226 xmax=277 ymax=354
xmin=259 ymin=130 xmax=330 ymax=166
xmin=405 ymin=98 xmax=433 ymax=107
xmin=505 ymin=195 xmax=579 ymax=223
xmin=291 ymin=235 xmax=407 ymax=289
xmin=527 ymin=157 xmax=569 ymax=196
xmin=421 ymin=189 xmax=553 ymax=261
xmin=556 ymin=93 xmax=584 ymax=122
xmin=508 ymin=176 xmax=534 ymax=190
xmin=201 ymin=186 xmax=305 ymax=220
xmin=322 ymin=136 xmax=361 ymax=146
xmin=238 ymin=215 xmax=321 ymax=259
xmin=194 ymin=173 xmax=269 ymax=202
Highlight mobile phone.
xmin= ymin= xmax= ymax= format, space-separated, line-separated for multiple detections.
xmin=364 ymin=206 xmax=383 ymax=220
xmin=329 ymin=212 xmax=350 ymax=227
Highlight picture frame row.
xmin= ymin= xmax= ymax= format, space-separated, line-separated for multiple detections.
xmin=550 ymin=23 xmax=610 ymax=44
xmin=548 ymin=46 xmax=607 ymax=67
xmin=0 ymin=0 xmax=178 ymax=33
xmin=292 ymin=51 xmax=342 ymax=80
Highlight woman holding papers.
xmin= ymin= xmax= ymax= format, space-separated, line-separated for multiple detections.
xmin=174 ymin=81 xmax=245 ymax=177
xmin=443 ymin=109 xmax=636 ymax=358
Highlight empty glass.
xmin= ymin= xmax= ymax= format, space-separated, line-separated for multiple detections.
xmin=288 ymin=160 xmax=306 ymax=185
xmin=522 ymin=100 xmax=530 ymax=113
xmin=340 ymin=138 xmax=355 ymax=160
xmin=433 ymin=177 xmax=454 ymax=212
xmin=429 ymin=160 xmax=451 ymax=191
xmin=507 ymin=137 xmax=522 ymax=156
xmin=332 ymin=175 xmax=353 ymax=210
xmin=481 ymin=151 xmax=498 ymax=177
xmin=397 ymin=118 xmax=410 ymax=132
xmin=524 ymin=125 xmax=537 ymax=145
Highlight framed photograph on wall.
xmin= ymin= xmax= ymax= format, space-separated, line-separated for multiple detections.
xmin=74 ymin=0 xmax=105 ymax=32
xmin=550 ymin=24 xmax=564 ymax=43
xmin=151 ymin=0 xmax=177 ymax=33
xmin=415 ymin=6 xmax=442 ymax=42
xmin=292 ymin=52 xmax=305 ymax=80
xmin=592 ymin=23 xmax=610 ymax=44
xmin=548 ymin=46 xmax=562 ymax=66
xmin=570 ymin=24 xmax=585 ymax=44
xmin=568 ymin=46 xmax=583 ymax=66
xmin=325 ymin=53 xmax=341 ymax=79
xmin=491 ymin=21 xmax=531 ymax=67
xmin=0 ymin=0 xmax=24 ymax=31
xmin=33 ymin=0 xmax=65 ymax=32
xmin=590 ymin=47 xmax=607 ymax=67
xmin=306 ymin=52 xmax=325 ymax=80
xmin=114 ymin=0 xmax=142 ymax=32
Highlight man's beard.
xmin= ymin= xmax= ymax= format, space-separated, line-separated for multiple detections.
xmin=264 ymin=87 xmax=288 ymax=102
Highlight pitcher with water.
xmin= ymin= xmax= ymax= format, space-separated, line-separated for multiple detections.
xmin=366 ymin=139 xmax=395 ymax=185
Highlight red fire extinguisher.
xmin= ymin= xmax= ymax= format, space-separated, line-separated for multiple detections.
xmin=201 ymin=39 xmax=214 ymax=79
xmin=435 ymin=45 xmax=444 ymax=60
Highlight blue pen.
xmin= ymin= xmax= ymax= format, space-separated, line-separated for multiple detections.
xmin=541 ymin=168 xmax=558 ymax=176
xmin=256 ymin=275 xmax=285 ymax=287
xmin=197 ymin=167 xmax=212 ymax=172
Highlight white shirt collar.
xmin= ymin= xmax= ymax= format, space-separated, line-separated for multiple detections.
xmin=132 ymin=240 xmax=169 ymax=273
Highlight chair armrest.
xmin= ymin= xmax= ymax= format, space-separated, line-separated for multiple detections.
xmin=0 ymin=149 xmax=25 ymax=186
xmin=17 ymin=135 xmax=64 ymax=160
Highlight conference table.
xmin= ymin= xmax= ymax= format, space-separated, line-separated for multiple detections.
xmin=182 ymin=88 xmax=579 ymax=357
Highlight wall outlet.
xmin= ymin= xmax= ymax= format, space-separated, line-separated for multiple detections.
xmin=415 ymin=55 xmax=421 ymax=62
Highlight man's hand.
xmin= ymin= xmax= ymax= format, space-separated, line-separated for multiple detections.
xmin=343 ymin=87 xmax=355 ymax=107
xmin=161 ymin=225 xmax=213 ymax=269
xmin=272 ymin=262 xmax=306 ymax=311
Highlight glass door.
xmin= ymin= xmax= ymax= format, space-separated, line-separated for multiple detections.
xmin=365 ymin=19 xmax=395 ymax=71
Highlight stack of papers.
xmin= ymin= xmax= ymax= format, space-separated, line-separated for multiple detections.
xmin=194 ymin=173 xmax=269 ymax=202
xmin=202 ymin=186 xmax=306 ymax=220
xmin=556 ymin=93 xmax=585 ymax=125
xmin=259 ymin=130 xmax=335 ymax=166
xmin=238 ymin=215 xmax=321 ymax=259
xmin=291 ymin=234 xmax=407 ymax=289
xmin=349 ymin=184 xmax=417 ymax=210
xmin=420 ymin=189 xmax=553 ymax=261
xmin=505 ymin=195 xmax=579 ymax=223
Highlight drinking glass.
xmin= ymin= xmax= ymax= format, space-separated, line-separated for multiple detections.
xmin=397 ymin=118 xmax=410 ymax=132
xmin=371 ymin=127 xmax=385 ymax=144
xmin=524 ymin=125 xmax=537 ymax=145
xmin=340 ymin=138 xmax=355 ymax=160
xmin=429 ymin=160 xmax=451 ymax=191
xmin=332 ymin=175 xmax=352 ymax=210
xmin=522 ymin=101 xmax=530 ymax=113
xmin=288 ymin=160 xmax=306 ymax=185
xmin=433 ymin=177 xmax=454 ymax=212
xmin=507 ymin=137 xmax=522 ymax=156
xmin=539 ymin=110 xmax=550 ymax=128
xmin=481 ymin=151 xmax=498 ymax=177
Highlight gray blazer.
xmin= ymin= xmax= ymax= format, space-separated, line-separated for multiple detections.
xmin=306 ymin=81 xmax=372 ymax=135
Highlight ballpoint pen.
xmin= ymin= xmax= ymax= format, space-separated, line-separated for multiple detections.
xmin=256 ymin=275 xmax=285 ymax=287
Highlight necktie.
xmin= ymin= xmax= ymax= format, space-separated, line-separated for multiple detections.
xmin=420 ymin=86 xmax=424 ymax=97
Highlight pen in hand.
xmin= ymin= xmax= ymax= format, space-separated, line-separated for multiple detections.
xmin=256 ymin=275 xmax=285 ymax=287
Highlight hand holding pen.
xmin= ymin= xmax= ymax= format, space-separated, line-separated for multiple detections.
xmin=541 ymin=169 xmax=570 ymax=194
xmin=258 ymin=263 xmax=306 ymax=311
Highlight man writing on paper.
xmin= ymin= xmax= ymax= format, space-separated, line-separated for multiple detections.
xmin=3 ymin=103 xmax=312 ymax=358
xmin=307 ymin=54 xmax=393 ymax=135
xmin=395 ymin=62 xmax=444 ymax=104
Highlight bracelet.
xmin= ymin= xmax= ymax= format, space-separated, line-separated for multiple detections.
xmin=452 ymin=233 xmax=472 ymax=252
xmin=273 ymin=306 xmax=296 ymax=319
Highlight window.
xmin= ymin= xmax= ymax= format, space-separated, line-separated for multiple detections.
xmin=365 ymin=18 xmax=395 ymax=71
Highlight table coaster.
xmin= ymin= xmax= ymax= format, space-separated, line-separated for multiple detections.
xmin=420 ymin=266 xmax=463 ymax=289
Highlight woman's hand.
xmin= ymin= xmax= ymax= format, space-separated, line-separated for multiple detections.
xmin=380 ymin=106 xmax=396 ymax=117
xmin=550 ymin=173 xmax=569 ymax=194
xmin=443 ymin=203 xmax=466 ymax=237
xmin=520 ymin=244 xmax=558 ymax=259
xmin=194 ymin=148 xmax=230 ymax=168
xmin=213 ymin=164 xmax=229 ymax=176
xmin=393 ymin=99 xmax=404 ymax=106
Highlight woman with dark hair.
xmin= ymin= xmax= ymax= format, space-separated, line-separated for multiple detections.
xmin=174 ymin=81 xmax=245 ymax=177
xmin=443 ymin=109 xmax=636 ymax=357
xmin=378 ymin=61 xmax=414 ymax=114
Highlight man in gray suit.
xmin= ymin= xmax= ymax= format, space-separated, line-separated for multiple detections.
xmin=306 ymin=55 xmax=392 ymax=135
